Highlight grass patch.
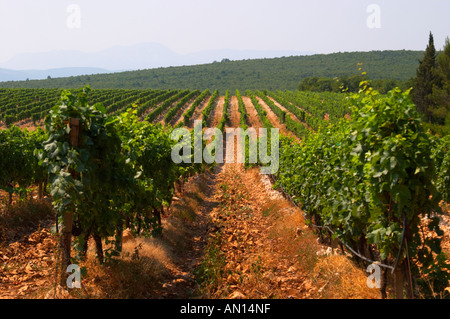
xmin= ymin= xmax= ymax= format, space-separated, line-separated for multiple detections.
xmin=59 ymin=216 xmax=188 ymax=299
xmin=65 ymin=239 xmax=172 ymax=299
xmin=265 ymin=200 xmax=320 ymax=274
xmin=171 ymin=199 xmax=197 ymax=222
xmin=312 ymin=254 xmax=381 ymax=299
xmin=262 ymin=198 xmax=380 ymax=299
xmin=0 ymin=199 xmax=54 ymax=243
xmin=171 ymin=172 xmax=213 ymax=222
xmin=194 ymin=232 xmax=226 ymax=297
xmin=261 ymin=202 xmax=279 ymax=217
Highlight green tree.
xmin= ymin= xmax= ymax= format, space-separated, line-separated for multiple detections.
xmin=431 ymin=37 xmax=450 ymax=125
xmin=412 ymin=32 xmax=439 ymax=121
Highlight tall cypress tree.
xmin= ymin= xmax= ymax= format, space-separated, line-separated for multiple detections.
xmin=431 ymin=37 xmax=450 ymax=125
xmin=412 ymin=32 xmax=438 ymax=121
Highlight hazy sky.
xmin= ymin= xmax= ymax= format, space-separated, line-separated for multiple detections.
xmin=0 ymin=0 xmax=449 ymax=64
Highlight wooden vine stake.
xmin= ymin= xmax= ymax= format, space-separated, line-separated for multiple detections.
xmin=393 ymin=265 xmax=404 ymax=299
xmin=59 ymin=118 xmax=80 ymax=286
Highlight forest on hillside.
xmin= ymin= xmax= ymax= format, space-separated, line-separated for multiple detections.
xmin=0 ymin=50 xmax=423 ymax=92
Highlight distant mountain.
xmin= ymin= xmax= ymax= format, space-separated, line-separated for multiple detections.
xmin=0 ymin=67 xmax=110 ymax=82
xmin=0 ymin=42 xmax=313 ymax=75
xmin=0 ymin=50 xmax=424 ymax=92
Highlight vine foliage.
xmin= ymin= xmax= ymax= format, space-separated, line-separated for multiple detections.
xmin=38 ymin=86 xmax=205 ymax=277
xmin=276 ymin=83 xmax=450 ymax=297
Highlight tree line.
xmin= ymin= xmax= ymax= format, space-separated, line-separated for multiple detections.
xmin=297 ymin=33 xmax=449 ymax=137
xmin=298 ymin=75 xmax=410 ymax=94
xmin=412 ymin=33 xmax=450 ymax=136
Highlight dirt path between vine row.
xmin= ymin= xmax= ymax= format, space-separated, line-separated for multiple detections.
xmin=144 ymin=105 xmax=380 ymax=299
xmin=190 ymin=96 xmax=212 ymax=128
xmin=271 ymin=95 xmax=313 ymax=118
xmin=210 ymin=96 xmax=225 ymax=128
xmin=14 ymin=118 xmax=45 ymax=132
xmin=155 ymin=97 xmax=185 ymax=125
xmin=255 ymin=96 xmax=301 ymax=142
xmin=170 ymin=95 xmax=199 ymax=127
xmin=229 ymin=96 xmax=240 ymax=129
xmin=267 ymin=96 xmax=312 ymax=132
xmin=242 ymin=96 xmax=262 ymax=138
xmin=267 ymin=96 xmax=301 ymax=122
xmin=147 ymin=133 xmax=320 ymax=299
xmin=140 ymin=100 xmax=161 ymax=120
